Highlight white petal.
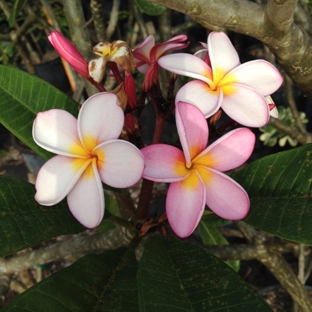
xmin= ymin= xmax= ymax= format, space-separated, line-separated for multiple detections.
xmin=78 ymin=93 xmax=124 ymax=150
xmin=175 ymin=80 xmax=222 ymax=118
xmin=67 ymin=160 xmax=104 ymax=228
xmin=208 ymin=32 xmax=240 ymax=79
xmin=223 ymin=60 xmax=283 ymax=95
xmin=221 ymin=84 xmax=269 ymax=127
xmin=35 ymin=155 xmax=91 ymax=205
xmin=33 ymin=109 xmax=86 ymax=157
xmin=95 ymin=140 xmax=144 ymax=188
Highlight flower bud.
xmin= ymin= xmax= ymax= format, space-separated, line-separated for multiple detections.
xmin=125 ymin=73 xmax=137 ymax=109
xmin=48 ymin=30 xmax=89 ymax=78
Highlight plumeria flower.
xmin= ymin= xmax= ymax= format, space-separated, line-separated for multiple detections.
xmin=132 ymin=35 xmax=190 ymax=91
xmin=141 ymin=102 xmax=255 ymax=238
xmin=158 ymin=32 xmax=283 ymax=127
xmin=33 ymin=92 xmax=145 ymax=228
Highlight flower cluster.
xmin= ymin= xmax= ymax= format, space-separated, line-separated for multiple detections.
xmin=34 ymin=30 xmax=283 ymax=237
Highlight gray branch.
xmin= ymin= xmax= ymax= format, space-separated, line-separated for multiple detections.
xmin=0 ymin=227 xmax=135 ymax=275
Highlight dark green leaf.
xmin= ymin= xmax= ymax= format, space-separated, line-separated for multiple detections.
xmin=137 ymin=236 xmax=270 ymax=312
xmin=2 ymin=248 xmax=138 ymax=312
xmin=0 ymin=65 xmax=78 ymax=159
xmin=0 ymin=175 xmax=84 ymax=256
xmin=231 ymin=144 xmax=312 ymax=244
xmin=198 ymin=214 xmax=240 ymax=272
xmin=135 ymin=0 xmax=167 ymax=16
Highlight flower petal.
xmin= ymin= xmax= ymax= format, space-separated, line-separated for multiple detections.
xmin=35 ymin=155 xmax=91 ymax=205
xmin=222 ymin=60 xmax=283 ymax=95
xmin=67 ymin=159 xmax=104 ymax=228
xmin=199 ymin=167 xmax=250 ymax=220
xmin=221 ymin=84 xmax=269 ymax=127
xmin=158 ymin=53 xmax=213 ymax=83
xmin=78 ymin=93 xmax=124 ymax=150
xmin=96 ymin=140 xmax=144 ymax=188
xmin=133 ymin=35 xmax=155 ymax=64
xmin=141 ymin=144 xmax=188 ymax=182
xmin=175 ymin=102 xmax=208 ymax=165
xmin=33 ymin=109 xmax=86 ymax=157
xmin=166 ymin=171 xmax=206 ymax=238
xmin=152 ymin=35 xmax=189 ymax=60
xmin=208 ymin=32 xmax=240 ymax=82
xmin=88 ymin=57 xmax=107 ymax=83
xmin=195 ymin=128 xmax=255 ymax=171
xmin=175 ymin=80 xmax=222 ymax=118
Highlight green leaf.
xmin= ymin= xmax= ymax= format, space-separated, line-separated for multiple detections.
xmin=231 ymin=144 xmax=312 ymax=244
xmin=134 ymin=0 xmax=167 ymax=16
xmin=2 ymin=247 xmax=138 ymax=312
xmin=9 ymin=0 xmax=28 ymax=27
xmin=0 ymin=65 xmax=78 ymax=159
xmin=198 ymin=213 xmax=229 ymax=245
xmin=198 ymin=214 xmax=240 ymax=272
xmin=0 ymin=175 xmax=85 ymax=256
xmin=137 ymin=236 xmax=270 ymax=312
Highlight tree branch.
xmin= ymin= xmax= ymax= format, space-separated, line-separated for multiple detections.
xmin=0 ymin=227 xmax=135 ymax=275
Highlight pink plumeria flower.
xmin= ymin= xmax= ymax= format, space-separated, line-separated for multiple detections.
xmin=48 ymin=30 xmax=89 ymax=78
xmin=158 ymin=32 xmax=283 ymax=127
xmin=133 ymin=34 xmax=190 ymax=91
xmin=33 ymin=92 xmax=145 ymax=228
xmin=141 ymin=102 xmax=255 ymax=238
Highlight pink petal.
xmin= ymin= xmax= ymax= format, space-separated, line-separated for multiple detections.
xmin=135 ymin=62 xmax=150 ymax=74
xmin=175 ymin=102 xmax=208 ymax=165
xmin=67 ymin=159 xmax=104 ymax=228
xmin=208 ymin=32 xmax=240 ymax=80
xmin=194 ymin=128 xmax=255 ymax=172
xmin=166 ymin=171 xmax=206 ymax=238
xmin=78 ymin=93 xmax=124 ymax=150
xmin=96 ymin=140 xmax=144 ymax=188
xmin=33 ymin=109 xmax=86 ymax=157
xmin=35 ymin=155 xmax=91 ymax=205
xmin=48 ymin=31 xmax=89 ymax=78
xmin=222 ymin=60 xmax=283 ymax=95
xmin=199 ymin=167 xmax=250 ymax=220
xmin=158 ymin=54 xmax=213 ymax=83
xmin=175 ymin=80 xmax=222 ymax=118
xmin=141 ymin=144 xmax=188 ymax=182
xmin=152 ymin=36 xmax=189 ymax=60
xmin=132 ymin=35 xmax=155 ymax=64
xmin=221 ymin=84 xmax=270 ymax=127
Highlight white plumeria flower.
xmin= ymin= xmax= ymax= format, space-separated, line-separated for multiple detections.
xmin=158 ymin=31 xmax=283 ymax=127
xmin=33 ymin=92 xmax=145 ymax=228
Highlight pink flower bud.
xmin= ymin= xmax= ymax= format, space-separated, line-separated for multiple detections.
xmin=125 ymin=73 xmax=137 ymax=109
xmin=48 ymin=30 xmax=89 ymax=78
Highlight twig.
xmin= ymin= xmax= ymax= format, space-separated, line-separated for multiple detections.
xmin=0 ymin=226 xmax=135 ymax=275
xmin=106 ymin=0 xmax=121 ymax=41
xmin=285 ymin=75 xmax=307 ymax=134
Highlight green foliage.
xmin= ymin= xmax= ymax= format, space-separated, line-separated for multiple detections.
xmin=0 ymin=175 xmax=85 ymax=257
xmin=198 ymin=213 xmax=240 ymax=271
xmin=0 ymin=65 xmax=78 ymax=160
xmin=2 ymin=247 xmax=138 ymax=312
xmin=231 ymin=143 xmax=312 ymax=245
xmin=260 ymin=106 xmax=308 ymax=147
xmin=3 ymin=236 xmax=270 ymax=311
xmin=135 ymin=0 xmax=167 ymax=16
